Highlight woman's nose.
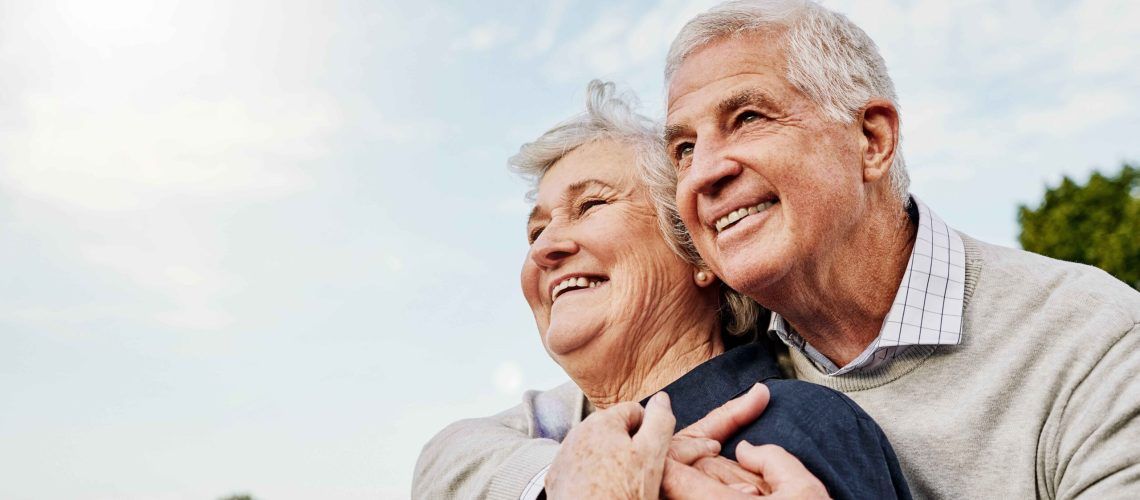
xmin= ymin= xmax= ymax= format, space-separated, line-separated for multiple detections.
xmin=530 ymin=227 xmax=580 ymax=269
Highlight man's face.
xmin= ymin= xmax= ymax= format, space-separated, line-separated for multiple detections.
xmin=665 ymin=31 xmax=868 ymax=296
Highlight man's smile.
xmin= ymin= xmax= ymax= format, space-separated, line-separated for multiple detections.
xmin=714 ymin=199 xmax=779 ymax=233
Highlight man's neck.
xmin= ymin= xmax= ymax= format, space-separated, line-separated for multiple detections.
xmin=761 ymin=199 xmax=917 ymax=367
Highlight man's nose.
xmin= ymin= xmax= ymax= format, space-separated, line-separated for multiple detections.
xmin=529 ymin=225 xmax=579 ymax=269
xmin=688 ymin=141 xmax=742 ymax=196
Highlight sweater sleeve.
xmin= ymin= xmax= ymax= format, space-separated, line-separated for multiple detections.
xmin=411 ymin=382 xmax=582 ymax=500
xmin=1051 ymin=322 xmax=1140 ymax=500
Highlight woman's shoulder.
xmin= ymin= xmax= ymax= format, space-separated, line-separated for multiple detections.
xmin=763 ymin=378 xmax=877 ymax=425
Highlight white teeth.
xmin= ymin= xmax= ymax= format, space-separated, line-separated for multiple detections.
xmin=714 ymin=201 xmax=777 ymax=233
xmin=552 ymin=277 xmax=608 ymax=301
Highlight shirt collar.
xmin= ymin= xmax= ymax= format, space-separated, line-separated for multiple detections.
xmin=769 ymin=196 xmax=966 ymax=375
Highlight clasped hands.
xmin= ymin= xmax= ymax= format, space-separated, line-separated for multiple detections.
xmin=545 ymin=383 xmax=830 ymax=499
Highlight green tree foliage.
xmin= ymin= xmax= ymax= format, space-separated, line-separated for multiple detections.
xmin=1018 ymin=163 xmax=1140 ymax=290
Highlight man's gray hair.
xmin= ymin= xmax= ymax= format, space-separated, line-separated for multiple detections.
xmin=665 ymin=0 xmax=910 ymax=202
xmin=510 ymin=80 xmax=761 ymax=335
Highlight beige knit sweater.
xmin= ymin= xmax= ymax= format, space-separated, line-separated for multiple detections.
xmin=413 ymin=235 xmax=1140 ymax=499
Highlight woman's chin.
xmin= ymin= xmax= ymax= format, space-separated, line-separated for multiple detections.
xmin=543 ymin=322 xmax=603 ymax=359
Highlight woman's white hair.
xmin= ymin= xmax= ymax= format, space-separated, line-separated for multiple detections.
xmin=509 ymin=80 xmax=761 ymax=336
xmin=664 ymin=0 xmax=910 ymax=202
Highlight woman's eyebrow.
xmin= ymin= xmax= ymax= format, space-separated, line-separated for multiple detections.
xmin=564 ymin=179 xmax=613 ymax=199
xmin=527 ymin=205 xmax=544 ymax=227
xmin=526 ymin=178 xmax=614 ymax=226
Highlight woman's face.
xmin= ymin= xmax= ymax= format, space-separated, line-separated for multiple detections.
xmin=521 ymin=140 xmax=718 ymax=374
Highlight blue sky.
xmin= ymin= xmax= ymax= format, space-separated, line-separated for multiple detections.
xmin=1 ymin=0 xmax=1137 ymax=498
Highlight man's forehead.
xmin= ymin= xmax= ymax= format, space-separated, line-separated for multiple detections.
xmin=666 ymin=32 xmax=787 ymax=113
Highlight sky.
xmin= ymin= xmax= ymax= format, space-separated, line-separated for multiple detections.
xmin=0 ymin=0 xmax=1137 ymax=498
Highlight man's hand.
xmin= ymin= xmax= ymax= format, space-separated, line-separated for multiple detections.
xmin=545 ymin=392 xmax=676 ymax=499
xmin=666 ymin=383 xmax=772 ymax=495
xmin=664 ymin=441 xmax=830 ymax=499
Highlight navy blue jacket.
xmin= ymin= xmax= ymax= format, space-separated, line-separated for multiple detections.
xmin=645 ymin=340 xmax=912 ymax=500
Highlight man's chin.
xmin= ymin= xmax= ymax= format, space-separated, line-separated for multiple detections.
xmin=719 ymin=257 xmax=787 ymax=298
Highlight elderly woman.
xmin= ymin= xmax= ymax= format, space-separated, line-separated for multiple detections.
xmin=413 ymin=81 xmax=910 ymax=500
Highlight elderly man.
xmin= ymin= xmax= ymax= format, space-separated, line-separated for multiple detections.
xmin=414 ymin=1 xmax=1140 ymax=498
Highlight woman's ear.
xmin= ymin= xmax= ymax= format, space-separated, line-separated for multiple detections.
xmin=693 ymin=269 xmax=718 ymax=288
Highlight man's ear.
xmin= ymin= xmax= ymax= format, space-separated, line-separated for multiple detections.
xmin=860 ymin=99 xmax=900 ymax=184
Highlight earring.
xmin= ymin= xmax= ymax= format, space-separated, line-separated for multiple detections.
xmin=696 ymin=271 xmax=708 ymax=283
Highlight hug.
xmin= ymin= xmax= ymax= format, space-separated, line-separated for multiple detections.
xmin=415 ymin=1 xmax=1140 ymax=498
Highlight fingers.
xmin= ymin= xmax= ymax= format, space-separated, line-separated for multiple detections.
xmin=677 ymin=383 xmax=770 ymax=442
xmin=691 ymin=455 xmax=769 ymax=495
xmin=668 ymin=437 xmax=721 ymax=465
xmin=596 ymin=401 xmax=645 ymax=435
xmin=735 ymin=441 xmax=829 ymax=498
xmin=661 ymin=459 xmax=753 ymax=500
xmin=728 ymin=482 xmax=761 ymax=495
xmin=633 ymin=392 xmax=677 ymax=458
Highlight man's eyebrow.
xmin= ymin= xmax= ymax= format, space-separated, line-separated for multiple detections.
xmin=663 ymin=124 xmax=691 ymax=147
xmin=663 ymin=88 xmax=778 ymax=145
xmin=718 ymin=88 xmax=779 ymax=117
xmin=525 ymin=179 xmax=614 ymax=226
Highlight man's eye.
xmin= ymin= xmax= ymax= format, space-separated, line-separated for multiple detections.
xmin=528 ymin=226 xmax=544 ymax=244
xmin=674 ymin=143 xmax=694 ymax=160
xmin=737 ymin=111 xmax=764 ymax=125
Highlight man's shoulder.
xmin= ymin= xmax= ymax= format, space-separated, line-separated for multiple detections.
xmin=962 ymin=233 xmax=1140 ymax=325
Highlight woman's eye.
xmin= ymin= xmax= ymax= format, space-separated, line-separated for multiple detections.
xmin=578 ymin=199 xmax=606 ymax=215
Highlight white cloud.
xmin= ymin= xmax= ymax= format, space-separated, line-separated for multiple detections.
xmin=515 ymin=0 xmax=571 ymax=58
xmin=495 ymin=196 xmax=532 ymax=216
xmin=372 ymin=112 xmax=445 ymax=145
xmin=494 ymin=361 xmax=524 ymax=395
xmin=1070 ymin=0 xmax=1140 ymax=76
xmin=0 ymin=0 xmax=345 ymax=333
xmin=451 ymin=22 xmax=517 ymax=53
xmin=386 ymin=256 xmax=405 ymax=273
xmin=1 ymin=93 xmax=336 ymax=211
xmin=537 ymin=0 xmax=718 ymax=84
xmin=1015 ymin=90 xmax=1134 ymax=138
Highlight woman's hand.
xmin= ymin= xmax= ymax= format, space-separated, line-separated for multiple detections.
xmin=666 ymin=383 xmax=772 ymax=495
xmin=663 ymin=441 xmax=830 ymax=499
xmin=545 ymin=392 xmax=676 ymax=499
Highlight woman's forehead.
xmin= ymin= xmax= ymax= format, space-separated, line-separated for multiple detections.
xmin=536 ymin=140 xmax=637 ymax=200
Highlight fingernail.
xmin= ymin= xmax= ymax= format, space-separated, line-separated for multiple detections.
xmin=747 ymin=383 xmax=763 ymax=395
xmin=651 ymin=391 xmax=670 ymax=409
xmin=738 ymin=440 xmax=755 ymax=450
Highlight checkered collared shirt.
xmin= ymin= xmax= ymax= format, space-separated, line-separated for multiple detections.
xmin=769 ymin=196 xmax=966 ymax=376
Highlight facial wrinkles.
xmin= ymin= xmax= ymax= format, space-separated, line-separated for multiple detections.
xmin=596 ymin=253 xmax=718 ymax=404
xmin=586 ymin=195 xmax=719 ymax=398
